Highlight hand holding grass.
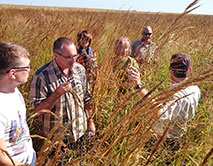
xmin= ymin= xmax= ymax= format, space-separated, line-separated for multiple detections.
xmin=127 ymin=66 xmax=141 ymax=85
xmin=127 ymin=66 xmax=148 ymax=96
xmin=55 ymin=82 xmax=71 ymax=95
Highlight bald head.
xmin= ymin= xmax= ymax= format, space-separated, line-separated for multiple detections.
xmin=143 ymin=26 xmax=152 ymax=34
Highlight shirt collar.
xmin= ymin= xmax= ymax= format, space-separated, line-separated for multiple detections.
xmin=170 ymin=81 xmax=182 ymax=88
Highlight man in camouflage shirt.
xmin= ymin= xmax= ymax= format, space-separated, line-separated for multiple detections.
xmin=131 ymin=26 xmax=157 ymax=64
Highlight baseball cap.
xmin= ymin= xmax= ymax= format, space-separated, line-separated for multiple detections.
xmin=170 ymin=53 xmax=191 ymax=78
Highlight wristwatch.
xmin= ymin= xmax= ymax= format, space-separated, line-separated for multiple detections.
xmin=135 ymin=83 xmax=143 ymax=89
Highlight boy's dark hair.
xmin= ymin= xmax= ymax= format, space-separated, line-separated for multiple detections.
xmin=0 ymin=42 xmax=30 ymax=75
xmin=170 ymin=53 xmax=191 ymax=78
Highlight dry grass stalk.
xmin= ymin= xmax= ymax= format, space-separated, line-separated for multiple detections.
xmin=0 ymin=1 xmax=212 ymax=165
xmin=201 ymin=148 xmax=213 ymax=166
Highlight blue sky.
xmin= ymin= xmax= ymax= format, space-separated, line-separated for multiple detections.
xmin=0 ymin=0 xmax=212 ymax=15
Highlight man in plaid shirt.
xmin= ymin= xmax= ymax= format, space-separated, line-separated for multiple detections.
xmin=30 ymin=37 xmax=95 ymax=143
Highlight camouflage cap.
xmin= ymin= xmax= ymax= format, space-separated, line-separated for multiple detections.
xmin=170 ymin=53 xmax=191 ymax=78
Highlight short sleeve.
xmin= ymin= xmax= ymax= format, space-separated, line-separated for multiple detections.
xmin=30 ymin=75 xmax=48 ymax=109
xmin=0 ymin=112 xmax=7 ymax=139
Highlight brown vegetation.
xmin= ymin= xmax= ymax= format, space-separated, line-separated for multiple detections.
xmin=0 ymin=1 xmax=212 ymax=165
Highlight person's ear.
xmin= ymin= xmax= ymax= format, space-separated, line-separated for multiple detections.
xmin=169 ymin=68 xmax=176 ymax=78
xmin=7 ymin=69 xmax=16 ymax=79
xmin=53 ymin=52 xmax=58 ymax=58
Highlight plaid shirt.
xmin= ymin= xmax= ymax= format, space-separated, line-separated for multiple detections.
xmin=30 ymin=59 xmax=92 ymax=141
xmin=131 ymin=39 xmax=157 ymax=63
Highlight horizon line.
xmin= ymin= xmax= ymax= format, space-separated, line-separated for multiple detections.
xmin=0 ymin=3 xmax=212 ymax=16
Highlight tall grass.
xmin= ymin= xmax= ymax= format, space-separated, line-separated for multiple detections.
xmin=0 ymin=1 xmax=212 ymax=165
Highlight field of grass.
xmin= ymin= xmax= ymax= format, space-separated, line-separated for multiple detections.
xmin=0 ymin=2 xmax=212 ymax=166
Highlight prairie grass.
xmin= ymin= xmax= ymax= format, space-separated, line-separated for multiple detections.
xmin=0 ymin=1 xmax=212 ymax=165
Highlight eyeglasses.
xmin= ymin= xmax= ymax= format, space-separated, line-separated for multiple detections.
xmin=55 ymin=51 xmax=78 ymax=60
xmin=6 ymin=65 xmax=32 ymax=73
xmin=143 ymin=32 xmax=152 ymax=36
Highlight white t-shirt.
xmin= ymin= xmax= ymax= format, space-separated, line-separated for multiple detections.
xmin=153 ymin=85 xmax=201 ymax=139
xmin=0 ymin=88 xmax=35 ymax=165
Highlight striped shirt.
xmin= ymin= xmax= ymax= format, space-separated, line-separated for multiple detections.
xmin=30 ymin=59 xmax=92 ymax=141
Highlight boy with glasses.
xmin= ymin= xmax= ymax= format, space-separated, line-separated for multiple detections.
xmin=0 ymin=42 xmax=36 ymax=166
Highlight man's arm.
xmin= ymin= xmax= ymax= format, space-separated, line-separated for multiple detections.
xmin=85 ymin=101 xmax=96 ymax=135
xmin=34 ymin=82 xmax=70 ymax=113
xmin=0 ymin=138 xmax=23 ymax=166
xmin=151 ymin=44 xmax=159 ymax=63
xmin=83 ymin=68 xmax=96 ymax=135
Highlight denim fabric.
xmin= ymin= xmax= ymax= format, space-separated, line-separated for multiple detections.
xmin=31 ymin=152 xmax=36 ymax=166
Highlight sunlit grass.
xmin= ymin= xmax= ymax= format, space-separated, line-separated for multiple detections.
xmin=0 ymin=1 xmax=212 ymax=165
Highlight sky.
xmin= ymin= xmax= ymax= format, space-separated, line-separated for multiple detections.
xmin=0 ymin=0 xmax=212 ymax=15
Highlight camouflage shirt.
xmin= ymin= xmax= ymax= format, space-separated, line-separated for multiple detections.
xmin=131 ymin=39 xmax=157 ymax=64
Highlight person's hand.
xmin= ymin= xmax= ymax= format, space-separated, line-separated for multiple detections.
xmin=88 ymin=119 xmax=96 ymax=136
xmin=55 ymin=82 xmax=71 ymax=95
xmin=127 ymin=66 xmax=141 ymax=85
